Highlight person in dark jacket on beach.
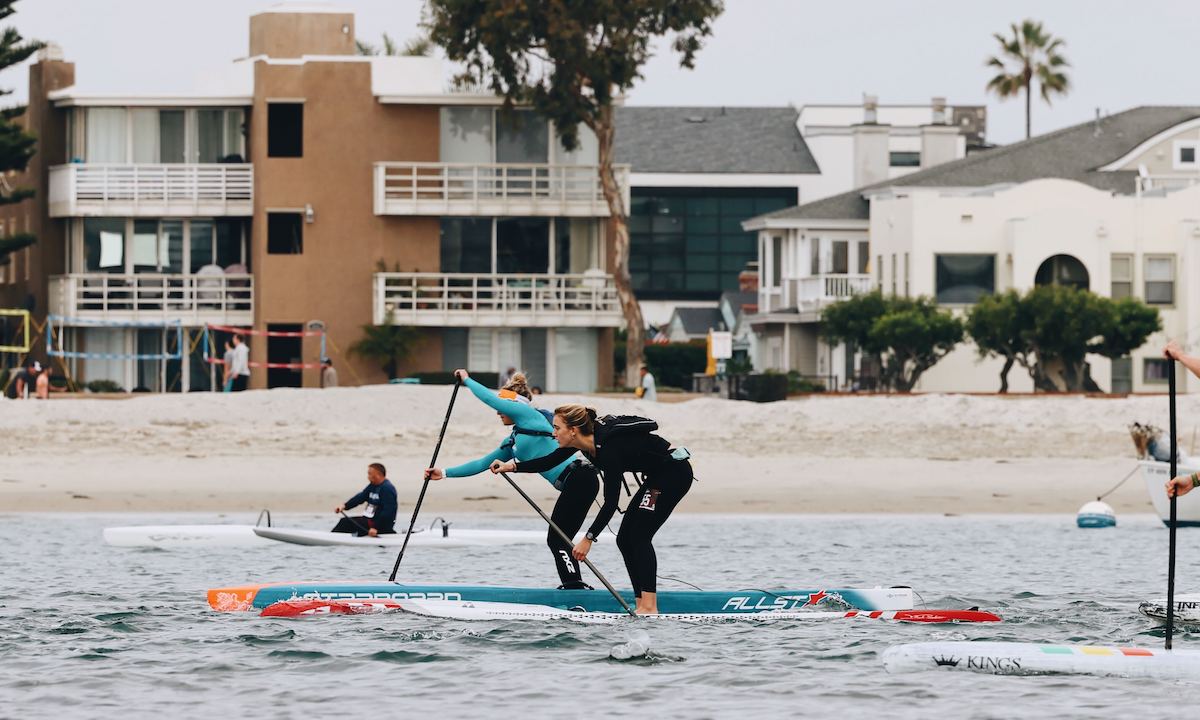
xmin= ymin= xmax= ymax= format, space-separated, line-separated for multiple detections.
xmin=332 ymin=463 xmax=397 ymax=537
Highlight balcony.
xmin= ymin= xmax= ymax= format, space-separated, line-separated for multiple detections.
xmin=48 ymin=164 xmax=253 ymax=217
xmin=373 ymin=272 xmax=622 ymax=327
xmin=1138 ymin=174 xmax=1200 ymax=195
xmin=48 ymin=273 xmax=253 ymax=325
xmin=758 ymin=273 xmax=873 ymax=321
xmin=373 ymin=162 xmax=629 ymax=217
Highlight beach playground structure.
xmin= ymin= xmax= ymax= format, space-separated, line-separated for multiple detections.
xmin=200 ymin=322 xmax=329 ymax=388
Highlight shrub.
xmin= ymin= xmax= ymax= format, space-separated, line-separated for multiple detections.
xmin=86 ymin=379 xmax=124 ymax=393
xmin=614 ymin=341 xmax=707 ymax=389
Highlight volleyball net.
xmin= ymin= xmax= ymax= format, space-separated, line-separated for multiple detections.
xmin=46 ymin=314 xmax=184 ymax=360
xmin=200 ymin=323 xmax=328 ymax=370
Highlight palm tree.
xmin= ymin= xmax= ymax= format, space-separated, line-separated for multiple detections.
xmin=348 ymin=311 xmax=423 ymax=380
xmin=985 ymin=20 xmax=1070 ymax=139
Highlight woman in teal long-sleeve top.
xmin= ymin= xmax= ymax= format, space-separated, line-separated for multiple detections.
xmin=425 ymin=369 xmax=600 ymax=589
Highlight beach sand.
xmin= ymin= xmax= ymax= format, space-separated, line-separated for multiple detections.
xmin=0 ymin=385 xmax=1185 ymax=515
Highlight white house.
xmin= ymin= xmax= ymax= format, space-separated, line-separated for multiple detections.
xmin=745 ymin=106 xmax=1200 ymax=393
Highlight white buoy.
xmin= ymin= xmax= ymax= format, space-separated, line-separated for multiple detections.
xmin=1076 ymin=500 xmax=1116 ymax=528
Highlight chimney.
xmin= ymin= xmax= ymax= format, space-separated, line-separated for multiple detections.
xmin=37 ymin=43 xmax=65 ymax=62
xmin=738 ymin=264 xmax=759 ymax=293
xmin=920 ymin=97 xmax=960 ymax=169
xmin=852 ymin=122 xmax=889 ymax=186
xmin=931 ymin=96 xmax=947 ymax=124
xmin=249 ymin=6 xmax=356 ymax=58
xmin=862 ymin=93 xmax=879 ymax=124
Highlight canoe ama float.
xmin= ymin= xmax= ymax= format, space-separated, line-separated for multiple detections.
xmin=883 ymin=641 xmax=1200 ymax=678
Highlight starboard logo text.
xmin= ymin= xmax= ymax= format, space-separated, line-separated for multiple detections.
xmin=301 ymin=591 xmax=464 ymax=601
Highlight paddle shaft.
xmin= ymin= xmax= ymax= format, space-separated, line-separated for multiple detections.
xmin=388 ymin=379 xmax=462 ymax=582
xmin=499 ymin=471 xmax=636 ymax=617
xmin=1168 ymin=361 xmax=1177 ymax=650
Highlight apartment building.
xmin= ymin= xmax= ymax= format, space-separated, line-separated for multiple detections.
xmin=0 ymin=5 xmax=624 ymax=392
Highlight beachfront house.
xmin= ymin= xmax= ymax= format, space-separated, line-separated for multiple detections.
xmin=744 ymin=106 xmax=1200 ymax=393
xmin=0 ymin=4 xmax=624 ymax=392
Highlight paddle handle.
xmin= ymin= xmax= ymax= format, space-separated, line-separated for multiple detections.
xmin=1168 ymin=360 xmax=1177 ymax=650
xmin=500 ymin=471 xmax=636 ymax=617
xmin=389 ymin=379 xmax=462 ymax=582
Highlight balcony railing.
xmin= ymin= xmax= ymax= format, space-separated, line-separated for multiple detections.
xmin=797 ymin=273 xmax=874 ymax=306
xmin=373 ymin=162 xmax=629 ymax=217
xmin=49 ymin=164 xmax=253 ymax=217
xmin=374 ymin=272 xmax=622 ymax=327
xmin=49 ymin=273 xmax=254 ymax=325
xmin=1138 ymin=174 xmax=1200 ymax=194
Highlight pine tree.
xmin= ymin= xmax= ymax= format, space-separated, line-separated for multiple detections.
xmin=0 ymin=1 xmax=42 ymax=265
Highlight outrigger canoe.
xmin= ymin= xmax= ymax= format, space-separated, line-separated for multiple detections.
xmin=207 ymin=582 xmax=917 ymax=614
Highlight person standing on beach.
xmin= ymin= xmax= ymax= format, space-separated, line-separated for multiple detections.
xmin=221 ymin=341 xmax=235 ymax=393
xmin=321 ymin=358 xmax=338 ymax=388
xmin=491 ymin=406 xmax=693 ymax=614
xmin=1163 ymin=340 xmax=1200 ymax=497
xmin=229 ymin=334 xmax=250 ymax=392
xmin=425 ymin=370 xmax=600 ymax=589
xmin=636 ymin=366 xmax=657 ymax=402
xmin=332 ymin=463 xmax=397 ymax=537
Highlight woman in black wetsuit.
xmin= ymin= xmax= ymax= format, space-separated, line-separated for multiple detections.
xmin=490 ymin=404 xmax=692 ymax=614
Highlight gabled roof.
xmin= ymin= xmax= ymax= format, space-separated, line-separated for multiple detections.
xmin=752 ymin=105 xmax=1200 ymax=223
xmin=615 ymin=106 xmax=819 ymax=175
xmin=671 ymin=306 xmax=724 ymax=335
xmin=719 ymin=290 xmax=758 ymax=316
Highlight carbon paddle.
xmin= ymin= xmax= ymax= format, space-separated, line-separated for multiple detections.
xmin=499 ymin=471 xmax=636 ymax=617
xmin=388 ymin=378 xmax=462 ymax=581
xmin=1168 ymin=360 xmax=1178 ymax=650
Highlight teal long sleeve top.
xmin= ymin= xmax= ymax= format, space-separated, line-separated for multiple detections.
xmin=443 ymin=377 xmax=576 ymax=487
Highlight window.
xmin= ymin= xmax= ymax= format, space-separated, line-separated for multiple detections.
xmin=496 ymin=110 xmax=548 ymax=164
xmin=267 ymin=212 xmax=303 ymax=254
xmin=890 ymin=253 xmax=896 ymax=295
xmin=857 ymin=241 xmax=870 ymax=274
xmin=1145 ymin=358 xmax=1175 ymax=385
xmin=629 ymin=188 xmax=795 ymax=299
xmin=935 ymin=254 xmax=995 ymax=303
xmin=889 ymin=151 xmax=921 ymax=167
xmin=267 ymin=103 xmax=303 ymax=158
xmin=904 ymin=252 xmax=910 ymax=297
xmin=876 ymin=254 xmax=882 ymax=287
xmin=832 ymin=240 xmax=849 ymax=274
xmin=1111 ymin=357 xmax=1132 ymax=394
xmin=1144 ymin=255 xmax=1174 ymax=305
xmin=85 ymin=107 xmax=242 ymax=163
xmin=1174 ymin=141 xmax=1199 ymax=169
xmin=771 ymin=236 xmax=783 ymax=286
xmin=1111 ymin=254 xmax=1133 ymax=299
xmin=496 ymin=218 xmax=550 ymax=273
xmin=440 ymin=107 xmax=493 ymax=163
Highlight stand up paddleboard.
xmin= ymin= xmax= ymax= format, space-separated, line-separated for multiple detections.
xmin=252 ymin=527 xmax=544 ymax=548
xmin=260 ymin=598 xmax=1000 ymax=624
xmin=207 ymin=582 xmax=917 ymax=614
xmin=883 ymin=641 xmax=1200 ymax=678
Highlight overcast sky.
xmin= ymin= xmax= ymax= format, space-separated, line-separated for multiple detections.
xmin=4 ymin=0 xmax=1198 ymax=145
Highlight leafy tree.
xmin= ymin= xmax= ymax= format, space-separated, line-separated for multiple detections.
xmin=0 ymin=1 xmax=43 ymax=266
xmin=968 ymin=286 xmax=1160 ymax=392
xmin=356 ymin=32 xmax=433 ymax=57
xmin=348 ymin=311 xmax=423 ymax=380
xmin=870 ymin=299 xmax=964 ymax=392
xmin=985 ymin=19 xmax=1070 ymax=139
xmin=425 ymin=0 xmax=723 ymax=385
xmin=823 ymin=291 xmax=963 ymax=392
xmin=966 ymin=290 xmax=1030 ymax=393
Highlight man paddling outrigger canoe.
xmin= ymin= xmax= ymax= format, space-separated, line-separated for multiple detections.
xmin=332 ymin=463 xmax=398 ymax=537
xmin=424 ymin=370 xmax=601 ymax=589
xmin=491 ymin=405 xmax=694 ymax=615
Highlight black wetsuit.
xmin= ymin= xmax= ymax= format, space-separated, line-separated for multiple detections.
xmin=547 ymin=461 xmax=600 ymax=587
xmin=332 ymin=479 xmax=398 ymax=536
xmin=515 ymin=430 xmax=692 ymax=596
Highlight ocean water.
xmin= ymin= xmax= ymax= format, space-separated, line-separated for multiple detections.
xmin=4 ymin=511 xmax=1200 ymax=719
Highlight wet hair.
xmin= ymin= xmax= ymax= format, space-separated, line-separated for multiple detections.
xmin=502 ymin=372 xmax=532 ymax=400
xmin=369 ymin=462 xmax=387 ymax=476
xmin=555 ymin=404 xmax=598 ymax=436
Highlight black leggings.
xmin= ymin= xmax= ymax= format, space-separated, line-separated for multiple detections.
xmin=331 ymin=517 xmax=394 ymax=536
xmin=548 ymin=464 xmax=599 ymax=586
xmin=616 ymin=462 xmax=693 ymax=596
